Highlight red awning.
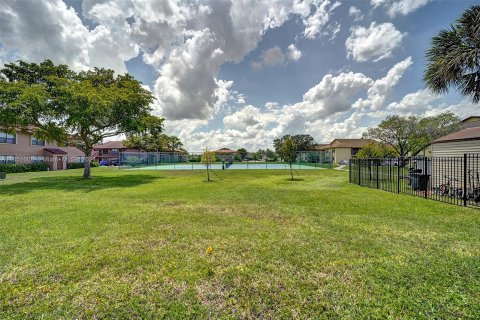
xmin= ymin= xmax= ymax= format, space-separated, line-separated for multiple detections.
xmin=44 ymin=148 xmax=68 ymax=155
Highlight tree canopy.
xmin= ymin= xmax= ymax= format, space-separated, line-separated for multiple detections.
xmin=236 ymin=148 xmax=247 ymax=160
xmin=274 ymin=134 xmax=316 ymax=153
xmin=354 ymin=142 xmax=398 ymax=159
xmin=362 ymin=112 xmax=460 ymax=157
xmin=424 ymin=5 xmax=480 ymax=103
xmin=0 ymin=59 xmax=163 ymax=178
xmin=124 ymin=133 xmax=183 ymax=153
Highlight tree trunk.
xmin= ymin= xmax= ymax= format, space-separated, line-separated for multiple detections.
xmin=83 ymin=149 xmax=92 ymax=179
xmin=207 ymin=165 xmax=210 ymax=181
xmin=290 ymin=163 xmax=294 ymax=180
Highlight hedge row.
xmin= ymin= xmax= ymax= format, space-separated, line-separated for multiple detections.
xmin=66 ymin=161 xmax=99 ymax=169
xmin=0 ymin=163 xmax=49 ymax=173
xmin=0 ymin=161 xmax=100 ymax=173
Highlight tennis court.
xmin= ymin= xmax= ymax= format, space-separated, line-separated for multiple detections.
xmin=125 ymin=162 xmax=327 ymax=170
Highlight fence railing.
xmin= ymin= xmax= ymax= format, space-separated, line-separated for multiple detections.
xmin=118 ymin=151 xmax=334 ymax=170
xmin=349 ymin=155 xmax=480 ymax=208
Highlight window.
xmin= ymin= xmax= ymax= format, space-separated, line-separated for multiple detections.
xmin=31 ymin=156 xmax=45 ymax=163
xmin=111 ymin=148 xmax=119 ymax=155
xmin=77 ymin=156 xmax=86 ymax=163
xmin=0 ymin=155 xmax=15 ymax=164
xmin=102 ymin=149 xmax=109 ymax=155
xmin=31 ymin=136 xmax=46 ymax=146
xmin=0 ymin=132 xmax=16 ymax=144
xmin=351 ymin=148 xmax=360 ymax=156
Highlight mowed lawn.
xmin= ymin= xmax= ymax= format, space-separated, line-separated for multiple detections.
xmin=0 ymin=168 xmax=479 ymax=319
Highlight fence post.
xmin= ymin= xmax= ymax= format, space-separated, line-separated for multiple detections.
xmin=464 ymin=154 xmax=468 ymax=207
xmin=397 ymin=158 xmax=400 ymax=193
xmin=423 ymin=157 xmax=429 ymax=199
xmin=358 ymin=159 xmax=361 ymax=186
xmin=348 ymin=160 xmax=350 ymax=182
xmin=376 ymin=160 xmax=379 ymax=189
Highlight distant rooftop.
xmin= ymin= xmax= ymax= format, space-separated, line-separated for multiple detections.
xmin=433 ymin=127 xmax=480 ymax=144
xmin=320 ymin=139 xmax=374 ymax=150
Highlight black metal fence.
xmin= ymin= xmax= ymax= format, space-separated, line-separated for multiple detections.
xmin=349 ymin=155 xmax=480 ymax=208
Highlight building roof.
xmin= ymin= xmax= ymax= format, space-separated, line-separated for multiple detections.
xmin=213 ymin=148 xmax=237 ymax=154
xmin=461 ymin=116 xmax=480 ymax=123
xmin=44 ymin=148 xmax=68 ymax=155
xmin=314 ymin=144 xmax=330 ymax=150
xmin=94 ymin=141 xmax=126 ymax=149
xmin=319 ymin=139 xmax=374 ymax=150
xmin=432 ymin=127 xmax=480 ymax=144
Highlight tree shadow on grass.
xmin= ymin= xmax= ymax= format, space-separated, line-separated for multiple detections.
xmin=0 ymin=174 xmax=160 ymax=195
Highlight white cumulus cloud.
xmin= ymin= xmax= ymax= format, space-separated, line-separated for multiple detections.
xmin=371 ymin=0 xmax=430 ymax=17
xmin=346 ymin=22 xmax=406 ymax=62
xmin=348 ymin=6 xmax=364 ymax=21
xmin=287 ymin=44 xmax=302 ymax=61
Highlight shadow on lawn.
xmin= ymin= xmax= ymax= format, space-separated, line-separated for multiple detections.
xmin=0 ymin=174 xmax=159 ymax=195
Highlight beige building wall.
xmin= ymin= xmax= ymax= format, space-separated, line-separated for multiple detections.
xmin=432 ymin=140 xmax=480 ymax=157
xmin=0 ymin=132 xmax=57 ymax=162
xmin=0 ymin=131 xmax=85 ymax=170
xmin=333 ymin=148 xmax=352 ymax=163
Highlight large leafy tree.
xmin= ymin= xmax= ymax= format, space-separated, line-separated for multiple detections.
xmin=424 ymin=5 xmax=480 ymax=102
xmin=0 ymin=60 xmax=163 ymax=178
xmin=363 ymin=112 xmax=460 ymax=157
xmin=274 ymin=134 xmax=316 ymax=153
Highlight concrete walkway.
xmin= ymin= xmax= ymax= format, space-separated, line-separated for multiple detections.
xmin=334 ymin=165 xmax=349 ymax=171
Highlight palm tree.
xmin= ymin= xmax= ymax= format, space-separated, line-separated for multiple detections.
xmin=424 ymin=5 xmax=480 ymax=102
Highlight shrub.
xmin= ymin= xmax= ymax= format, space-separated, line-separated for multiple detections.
xmin=67 ymin=161 xmax=99 ymax=169
xmin=0 ymin=163 xmax=49 ymax=173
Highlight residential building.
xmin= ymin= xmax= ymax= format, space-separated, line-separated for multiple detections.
xmin=0 ymin=128 xmax=85 ymax=170
xmin=319 ymin=139 xmax=374 ymax=164
xmin=93 ymin=141 xmax=132 ymax=164
xmin=431 ymin=116 xmax=480 ymax=157
xmin=431 ymin=127 xmax=480 ymax=157
xmin=213 ymin=148 xmax=237 ymax=162
xmin=459 ymin=116 xmax=480 ymax=130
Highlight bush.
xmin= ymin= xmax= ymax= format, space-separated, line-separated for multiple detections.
xmin=0 ymin=163 xmax=49 ymax=173
xmin=67 ymin=161 xmax=99 ymax=169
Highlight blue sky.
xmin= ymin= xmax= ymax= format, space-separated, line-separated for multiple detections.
xmin=1 ymin=0 xmax=478 ymax=151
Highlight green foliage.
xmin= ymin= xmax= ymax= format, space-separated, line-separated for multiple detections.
xmin=201 ymin=150 xmax=216 ymax=165
xmin=363 ymin=112 xmax=460 ymax=157
xmin=201 ymin=149 xmax=216 ymax=181
xmin=355 ymin=142 xmax=398 ymax=158
xmin=188 ymin=154 xmax=201 ymax=162
xmin=0 ymin=59 xmax=163 ymax=178
xmin=236 ymin=148 xmax=247 ymax=160
xmin=265 ymin=148 xmax=277 ymax=161
xmin=124 ymin=133 xmax=183 ymax=152
xmin=278 ymin=137 xmax=298 ymax=180
xmin=274 ymin=134 xmax=316 ymax=153
xmin=66 ymin=162 xmax=99 ymax=169
xmin=424 ymin=5 xmax=480 ymax=103
xmin=0 ymin=163 xmax=49 ymax=173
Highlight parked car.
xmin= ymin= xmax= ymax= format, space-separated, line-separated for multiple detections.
xmin=100 ymin=160 xmax=119 ymax=166
xmin=338 ymin=159 xmax=349 ymax=165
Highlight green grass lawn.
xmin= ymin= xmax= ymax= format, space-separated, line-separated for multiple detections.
xmin=1 ymin=168 xmax=479 ymax=319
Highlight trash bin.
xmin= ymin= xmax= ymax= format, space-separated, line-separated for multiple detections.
xmin=409 ymin=173 xmax=430 ymax=191
xmin=0 ymin=172 xmax=6 ymax=180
